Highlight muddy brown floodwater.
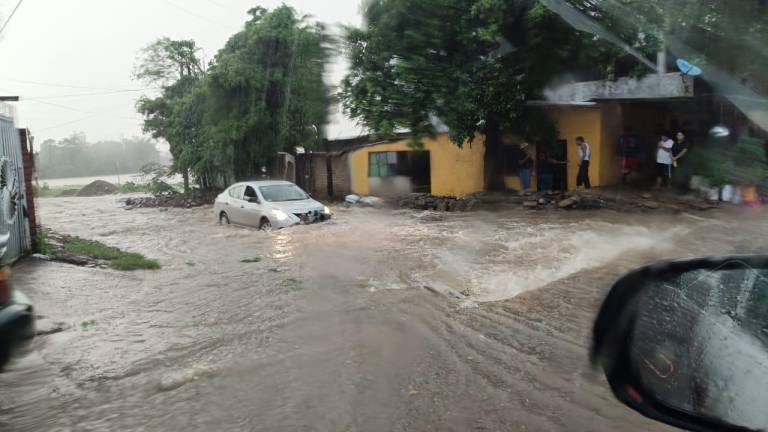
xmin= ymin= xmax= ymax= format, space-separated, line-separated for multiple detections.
xmin=1 ymin=195 xmax=767 ymax=431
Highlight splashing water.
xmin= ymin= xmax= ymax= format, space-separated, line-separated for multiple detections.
xmin=410 ymin=219 xmax=687 ymax=302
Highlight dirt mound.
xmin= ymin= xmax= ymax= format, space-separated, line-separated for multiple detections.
xmin=76 ymin=180 xmax=118 ymax=197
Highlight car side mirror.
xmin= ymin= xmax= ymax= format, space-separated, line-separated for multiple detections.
xmin=592 ymin=255 xmax=768 ymax=432
xmin=246 ymin=197 xmax=259 ymax=204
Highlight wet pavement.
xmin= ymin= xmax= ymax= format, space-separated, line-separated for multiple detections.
xmin=1 ymin=195 xmax=766 ymax=431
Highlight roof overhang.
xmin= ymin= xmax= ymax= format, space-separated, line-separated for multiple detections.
xmin=541 ymin=72 xmax=694 ymax=104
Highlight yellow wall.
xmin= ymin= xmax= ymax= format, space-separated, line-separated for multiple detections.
xmin=348 ymin=133 xmax=485 ymax=198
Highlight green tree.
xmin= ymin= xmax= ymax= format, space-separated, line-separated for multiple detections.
xmin=340 ymin=0 xmax=633 ymax=189
xmin=205 ymin=5 xmax=331 ymax=180
xmin=135 ymin=38 xmax=205 ymax=192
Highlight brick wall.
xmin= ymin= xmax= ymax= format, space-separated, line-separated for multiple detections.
xmin=19 ymin=129 xmax=38 ymax=241
xmin=329 ymin=154 xmax=350 ymax=198
xmin=305 ymin=153 xmax=350 ymax=200
xmin=310 ymin=154 xmax=328 ymax=197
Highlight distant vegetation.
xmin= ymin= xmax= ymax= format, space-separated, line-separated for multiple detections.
xmin=35 ymin=133 xmax=160 ymax=179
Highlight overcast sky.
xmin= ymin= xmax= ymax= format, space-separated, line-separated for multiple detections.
xmin=0 ymin=0 xmax=365 ymax=148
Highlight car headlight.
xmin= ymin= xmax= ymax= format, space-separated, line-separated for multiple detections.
xmin=323 ymin=205 xmax=331 ymax=215
xmin=271 ymin=209 xmax=289 ymax=221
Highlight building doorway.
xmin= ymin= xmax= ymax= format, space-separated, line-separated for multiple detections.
xmin=538 ymin=139 xmax=568 ymax=192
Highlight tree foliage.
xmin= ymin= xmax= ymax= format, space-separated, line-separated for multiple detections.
xmin=205 ymin=6 xmax=331 ymax=179
xmin=341 ymin=0 xmax=768 ymax=188
xmin=340 ymin=0 xmax=634 ymax=187
xmin=35 ymin=133 xmax=160 ymax=179
xmin=134 ymin=6 xmax=331 ymax=189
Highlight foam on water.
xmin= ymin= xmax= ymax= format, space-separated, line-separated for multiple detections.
xmin=424 ymin=220 xmax=687 ymax=302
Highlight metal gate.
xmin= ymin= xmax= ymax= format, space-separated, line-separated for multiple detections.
xmin=0 ymin=105 xmax=30 ymax=264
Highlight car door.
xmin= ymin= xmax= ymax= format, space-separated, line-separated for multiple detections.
xmin=227 ymin=185 xmax=246 ymax=224
xmin=240 ymin=185 xmax=265 ymax=227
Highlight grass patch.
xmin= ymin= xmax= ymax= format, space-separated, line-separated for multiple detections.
xmin=34 ymin=184 xmax=82 ymax=198
xmin=52 ymin=233 xmax=160 ymax=271
xmin=240 ymin=256 xmax=262 ymax=263
xmin=111 ymin=253 xmax=161 ymax=271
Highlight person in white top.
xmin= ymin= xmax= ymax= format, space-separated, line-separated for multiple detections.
xmin=576 ymin=136 xmax=591 ymax=191
xmin=655 ymin=133 xmax=674 ymax=189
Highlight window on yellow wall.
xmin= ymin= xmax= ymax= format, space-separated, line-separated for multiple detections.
xmin=368 ymin=152 xmax=398 ymax=177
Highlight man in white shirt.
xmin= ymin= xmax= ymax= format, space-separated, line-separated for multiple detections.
xmin=576 ymin=136 xmax=591 ymax=191
xmin=655 ymin=133 xmax=674 ymax=189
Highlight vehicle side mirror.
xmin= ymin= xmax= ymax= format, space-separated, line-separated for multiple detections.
xmin=592 ymin=255 xmax=768 ymax=432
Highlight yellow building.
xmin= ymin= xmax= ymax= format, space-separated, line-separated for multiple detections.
xmin=544 ymin=102 xmax=623 ymax=190
xmin=340 ymin=72 xmax=735 ymax=197
xmin=347 ymin=133 xmax=485 ymax=198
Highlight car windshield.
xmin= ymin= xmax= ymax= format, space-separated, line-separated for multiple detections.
xmin=259 ymin=185 xmax=308 ymax=202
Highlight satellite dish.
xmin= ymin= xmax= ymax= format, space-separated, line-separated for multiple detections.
xmin=676 ymin=58 xmax=702 ymax=76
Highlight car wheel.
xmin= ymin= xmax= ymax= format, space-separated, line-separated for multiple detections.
xmin=219 ymin=212 xmax=230 ymax=225
xmin=259 ymin=217 xmax=272 ymax=231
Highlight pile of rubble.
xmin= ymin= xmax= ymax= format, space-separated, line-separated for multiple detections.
xmin=397 ymin=193 xmax=478 ymax=212
xmin=519 ymin=191 xmax=720 ymax=212
xmin=122 ymin=192 xmax=216 ymax=210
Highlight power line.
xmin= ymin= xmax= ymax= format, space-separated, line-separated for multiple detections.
xmin=0 ymin=76 xmax=144 ymax=91
xmin=22 ymin=99 xmax=143 ymax=121
xmin=203 ymin=0 xmax=226 ymax=9
xmin=159 ymin=0 xmax=229 ymax=30
xmin=0 ymin=0 xmax=24 ymax=37
xmin=24 ymin=98 xmax=95 ymax=114
xmin=34 ymin=114 xmax=102 ymax=132
xmin=26 ymin=88 xmax=158 ymax=100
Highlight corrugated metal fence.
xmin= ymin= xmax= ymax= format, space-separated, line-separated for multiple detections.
xmin=0 ymin=106 xmax=30 ymax=264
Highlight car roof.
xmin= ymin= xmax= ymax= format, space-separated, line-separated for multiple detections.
xmin=230 ymin=180 xmax=295 ymax=188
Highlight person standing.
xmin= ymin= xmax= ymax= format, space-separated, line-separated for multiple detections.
xmin=618 ymin=126 xmax=641 ymax=185
xmin=655 ymin=133 xmax=674 ymax=189
xmin=518 ymin=142 xmax=533 ymax=194
xmin=672 ymin=131 xmax=690 ymax=188
xmin=537 ymin=151 xmax=567 ymax=193
xmin=575 ymin=136 xmax=591 ymax=191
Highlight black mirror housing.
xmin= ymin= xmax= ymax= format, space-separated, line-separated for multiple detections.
xmin=593 ymin=255 xmax=768 ymax=432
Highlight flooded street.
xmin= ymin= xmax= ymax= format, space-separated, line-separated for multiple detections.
xmin=2 ymin=196 xmax=767 ymax=431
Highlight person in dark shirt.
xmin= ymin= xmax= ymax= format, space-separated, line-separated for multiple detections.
xmin=672 ymin=131 xmax=689 ymax=164
xmin=672 ymin=131 xmax=691 ymax=189
xmin=618 ymin=126 xmax=641 ymax=185
xmin=537 ymin=151 xmax=567 ymax=193
xmin=518 ymin=142 xmax=533 ymax=194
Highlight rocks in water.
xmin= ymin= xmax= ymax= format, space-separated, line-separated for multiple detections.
xmin=640 ymin=200 xmax=660 ymax=209
xmin=76 ymin=180 xmax=118 ymax=197
xmin=577 ymin=198 xmax=606 ymax=209
xmin=558 ymin=198 xmax=578 ymax=208
xmin=122 ymin=191 xmax=215 ymax=209
xmin=523 ymin=200 xmax=539 ymax=208
xmin=398 ymin=193 xmax=474 ymax=212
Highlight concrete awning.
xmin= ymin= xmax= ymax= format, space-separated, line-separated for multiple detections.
xmin=541 ymin=73 xmax=694 ymax=104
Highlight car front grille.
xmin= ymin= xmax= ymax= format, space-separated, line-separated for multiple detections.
xmin=294 ymin=210 xmax=322 ymax=223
